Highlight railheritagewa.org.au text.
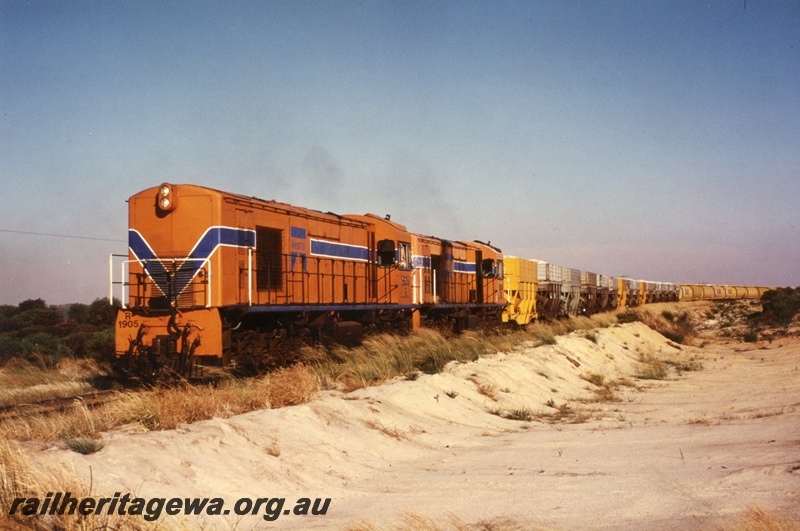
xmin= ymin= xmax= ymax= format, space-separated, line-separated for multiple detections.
xmin=8 ymin=492 xmax=331 ymax=522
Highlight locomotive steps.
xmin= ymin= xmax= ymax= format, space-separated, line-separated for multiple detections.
xmin=13 ymin=310 xmax=800 ymax=529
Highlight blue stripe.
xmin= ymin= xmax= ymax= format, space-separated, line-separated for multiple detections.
xmin=128 ymin=230 xmax=169 ymax=287
xmin=453 ymin=262 xmax=476 ymax=274
xmin=290 ymin=226 xmax=306 ymax=239
xmin=128 ymin=230 xmax=157 ymax=263
xmin=190 ymin=227 xmax=255 ymax=259
xmin=310 ymin=239 xmax=369 ymax=261
xmin=410 ymin=256 xmax=474 ymax=273
xmin=412 ymin=256 xmax=431 ymax=269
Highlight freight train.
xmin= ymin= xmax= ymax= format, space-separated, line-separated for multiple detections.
xmin=111 ymin=183 xmax=773 ymax=377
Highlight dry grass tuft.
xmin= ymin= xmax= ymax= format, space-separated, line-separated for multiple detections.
xmin=632 ymin=307 xmax=698 ymax=345
xmin=1 ymin=365 xmax=317 ymax=445
xmin=0 ymin=434 xmax=156 ymax=530
xmin=722 ymin=506 xmax=800 ymax=531
xmin=308 ymin=329 xmax=488 ymax=392
xmin=501 ymin=408 xmax=534 ymax=422
xmin=566 ymin=316 xmax=595 ymax=332
xmin=364 ymin=419 xmax=406 ymax=440
xmin=346 ymin=511 xmax=526 ymax=531
xmin=635 ymin=354 xmax=669 ymax=380
xmin=0 ymin=358 xmax=107 ymax=407
xmin=394 ymin=512 xmax=467 ymax=531
xmin=468 ymin=377 xmax=499 ymax=402
xmin=543 ymin=402 xmax=590 ymax=424
xmin=589 ymin=312 xmax=618 ymax=328
xmin=580 ymin=372 xmax=622 ymax=402
xmin=521 ymin=316 xmax=600 ymax=347
xmin=527 ymin=322 xmax=561 ymax=345
xmin=581 ymin=371 xmax=606 ymax=387
xmin=267 ymin=363 xmax=319 ymax=408
xmin=479 ymin=330 xmax=531 ymax=354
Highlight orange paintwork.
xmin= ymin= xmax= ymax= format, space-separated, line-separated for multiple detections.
xmin=118 ymin=184 xmax=425 ymax=360
xmin=115 ymin=307 xmax=223 ymax=359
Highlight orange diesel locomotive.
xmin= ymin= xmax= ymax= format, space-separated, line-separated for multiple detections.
xmin=113 ymin=183 xmax=506 ymax=376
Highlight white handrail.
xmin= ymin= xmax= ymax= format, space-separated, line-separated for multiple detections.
xmin=118 ymin=258 xmax=212 ymax=308
xmin=109 ymin=254 xmax=113 ymax=304
xmin=120 ymin=261 xmax=127 ymax=309
xmin=207 ymin=265 xmax=212 ymax=308
xmin=248 ymin=247 xmax=253 ymax=306
xmin=412 ymin=268 xmax=418 ymax=304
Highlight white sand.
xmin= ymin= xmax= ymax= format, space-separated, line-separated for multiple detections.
xmin=37 ymin=322 xmax=800 ymax=529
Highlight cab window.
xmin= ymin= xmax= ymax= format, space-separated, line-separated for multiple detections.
xmin=481 ymin=259 xmax=495 ymax=278
xmin=377 ymin=239 xmax=396 ymax=267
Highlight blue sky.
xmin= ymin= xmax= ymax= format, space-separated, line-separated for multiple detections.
xmin=1 ymin=0 xmax=798 ymax=305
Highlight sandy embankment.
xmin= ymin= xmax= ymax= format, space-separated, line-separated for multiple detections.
xmin=38 ymin=322 xmax=800 ymax=530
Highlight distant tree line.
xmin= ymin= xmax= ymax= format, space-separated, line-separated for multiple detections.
xmin=0 ymin=298 xmax=120 ymax=369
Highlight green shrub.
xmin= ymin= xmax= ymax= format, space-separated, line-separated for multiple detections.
xmin=617 ymin=310 xmax=641 ymax=323
xmin=0 ymin=335 xmax=33 ymax=366
xmin=0 ymin=332 xmax=71 ymax=369
xmin=22 ymin=332 xmax=72 ymax=368
xmin=661 ymin=330 xmax=685 ymax=344
xmin=84 ymin=328 xmax=116 ymax=362
xmin=65 ymin=437 xmax=105 ymax=455
xmin=760 ymin=288 xmax=800 ymax=327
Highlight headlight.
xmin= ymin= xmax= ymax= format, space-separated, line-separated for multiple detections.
xmin=157 ymin=183 xmax=177 ymax=212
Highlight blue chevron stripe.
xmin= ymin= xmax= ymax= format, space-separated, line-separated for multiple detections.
xmin=128 ymin=230 xmax=170 ymax=294
xmin=128 ymin=227 xmax=256 ymax=303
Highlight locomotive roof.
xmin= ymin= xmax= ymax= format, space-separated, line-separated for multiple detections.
xmin=136 ymin=183 xmax=372 ymax=227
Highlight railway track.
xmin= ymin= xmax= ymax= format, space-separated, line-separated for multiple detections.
xmin=0 ymin=389 xmax=120 ymax=422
